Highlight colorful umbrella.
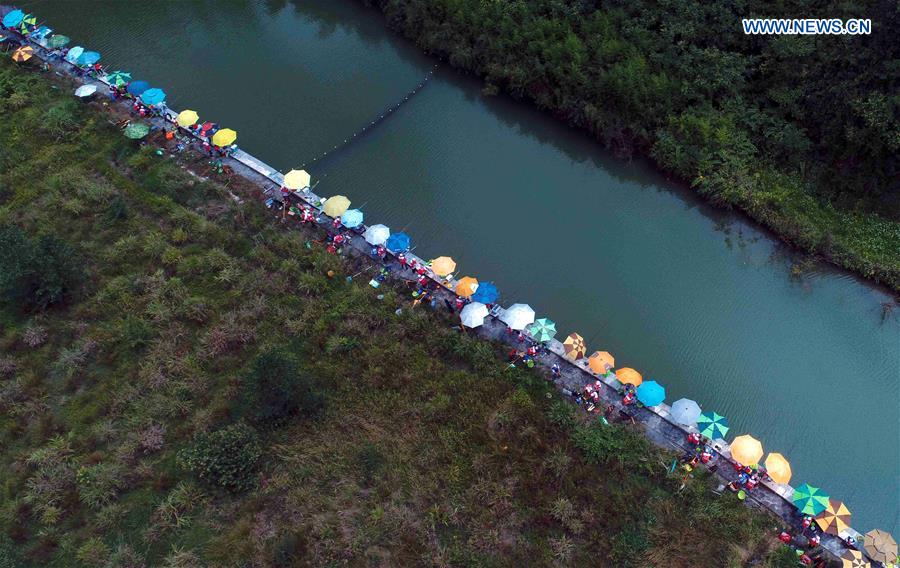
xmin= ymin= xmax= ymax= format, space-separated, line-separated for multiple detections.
xmin=47 ymin=35 xmax=71 ymax=48
xmin=140 ymin=88 xmax=166 ymax=106
xmin=454 ymin=277 xmax=479 ymax=298
xmin=176 ymin=109 xmax=199 ymax=127
xmin=340 ymin=209 xmax=364 ymax=229
xmin=18 ymin=13 xmax=35 ymax=31
xmin=363 ymin=224 xmax=390 ymax=246
xmin=731 ymin=434 xmax=764 ymax=466
xmin=563 ymin=333 xmax=586 ymax=360
xmin=2 ymin=9 xmax=24 ymax=28
xmin=696 ymin=411 xmax=729 ymax=439
xmin=460 ymin=302 xmax=489 ymax=328
xmin=385 ymin=232 xmax=411 ymax=253
xmin=123 ymin=123 xmax=150 ymax=139
xmin=105 ymin=70 xmax=131 ymax=87
xmin=526 ymin=318 xmax=556 ymax=343
xmin=64 ymin=46 xmax=84 ymax=64
xmin=615 ymin=367 xmax=643 ymax=387
xmin=815 ymin=498 xmax=851 ymax=535
xmin=471 ymin=282 xmax=499 ymax=304
xmin=501 ymin=303 xmax=535 ymax=331
xmin=792 ymin=483 xmax=830 ymax=516
xmin=636 ymin=380 xmax=666 ymax=406
xmin=323 ymin=195 xmax=351 ymax=218
xmin=11 ymin=45 xmax=33 ymax=63
xmin=670 ymin=398 xmax=702 ymax=426
xmin=588 ymin=351 xmax=615 ymax=374
xmin=283 ymin=169 xmax=311 ymax=191
xmin=864 ymin=529 xmax=897 ymax=565
xmin=764 ymin=453 xmax=792 ymax=484
xmin=840 ymin=549 xmax=871 ymax=568
xmin=76 ymin=51 xmax=101 ymax=66
xmin=430 ymin=256 xmax=457 ymax=277
xmin=211 ymin=128 xmax=236 ymax=147
xmin=30 ymin=25 xmax=52 ymax=41
xmin=126 ymin=80 xmax=149 ymax=96
xmin=74 ymin=84 xmax=98 ymax=98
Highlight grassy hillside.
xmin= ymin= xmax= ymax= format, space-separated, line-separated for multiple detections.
xmin=0 ymin=61 xmax=799 ymax=567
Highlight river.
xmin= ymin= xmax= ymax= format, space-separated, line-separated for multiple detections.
xmin=21 ymin=0 xmax=899 ymax=533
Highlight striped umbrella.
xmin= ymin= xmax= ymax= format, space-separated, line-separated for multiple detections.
xmin=17 ymin=13 xmax=36 ymax=33
xmin=454 ymin=277 xmax=478 ymax=298
xmin=47 ymin=34 xmax=70 ymax=48
xmin=526 ymin=318 xmax=556 ymax=343
xmin=588 ymin=351 xmax=615 ymax=374
xmin=11 ymin=45 xmax=33 ymax=63
xmin=615 ymin=367 xmax=643 ymax=387
xmin=840 ymin=549 xmax=870 ymax=568
xmin=792 ymin=483 xmax=830 ymax=516
xmin=106 ymin=70 xmax=132 ymax=87
xmin=696 ymin=411 xmax=729 ymax=439
xmin=815 ymin=498 xmax=852 ymax=535
xmin=864 ymin=529 xmax=897 ymax=565
xmin=563 ymin=333 xmax=586 ymax=360
xmin=636 ymin=380 xmax=666 ymax=406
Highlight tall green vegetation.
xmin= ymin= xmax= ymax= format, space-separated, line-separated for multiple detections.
xmin=363 ymin=0 xmax=900 ymax=290
xmin=0 ymin=225 xmax=82 ymax=311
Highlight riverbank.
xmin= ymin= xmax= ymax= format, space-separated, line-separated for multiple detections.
xmin=359 ymin=0 xmax=900 ymax=294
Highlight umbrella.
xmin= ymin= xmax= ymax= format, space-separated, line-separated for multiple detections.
xmin=670 ymin=398 xmax=702 ymax=426
xmin=105 ymin=70 xmax=131 ymax=87
xmin=176 ymin=109 xmax=199 ymax=127
xmin=636 ymin=380 xmax=666 ymax=406
xmin=526 ymin=318 xmax=556 ymax=343
xmin=460 ymin=302 xmax=489 ymax=328
xmin=74 ymin=84 xmax=98 ymax=98
xmin=471 ymin=282 xmax=498 ymax=304
xmin=17 ymin=13 xmax=35 ymax=32
xmin=140 ymin=88 xmax=166 ymax=106
xmin=588 ymin=351 xmax=615 ymax=374
xmin=323 ymin=195 xmax=351 ymax=218
xmin=615 ymin=367 xmax=643 ymax=386
xmin=696 ymin=411 xmax=729 ymax=439
xmin=212 ymin=128 xmax=237 ymax=147
xmin=500 ymin=303 xmax=535 ymax=331
xmin=764 ymin=453 xmax=792 ymax=484
xmin=123 ymin=123 xmax=150 ymax=140
xmin=792 ymin=483 xmax=830 ymax=516
xmin=815 ymin=498 xmax=851 ymax=535
xmin=30 ymin=25 xmax=52 ymax=42
xmin=64 ymin=46 xmax=84 ymax=64
xmin=47 ymin=35 xmax=71 ymax=48
xmin=455 ymin=277 xmax=479 ymax=298
xmin=2 ymin=9 xmax=23 ymax=28
xmin=11 ymin=46 xmax=33 ymax=63
xmin=430 ymin=256 xmax=457 ymax=277
xmin=76 ymin=51 xmax=101 ymax=66
xmin=730 ymin=434 xmax=764 ymax=466
xmin=840 ymin=550 xmax=870 ymax=568
xmin=864 ymin=529 xmax=897 ymax=565
xmin=126 ymin=80 xmax=149 ymax=96
xmin=283 ymin=169 xmax=311 ymax=191
xmin=563 ymin=333 xmax=586 ymax=360
xmin=385 ymin=232 xmax=411 ymax=253
xmin=363 ymin=224 xmax=390 ymax=246
xmin=340 ymin=209 xmax=364 ymax=229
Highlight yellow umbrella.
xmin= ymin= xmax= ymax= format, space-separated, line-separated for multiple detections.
xmin=730 ymin=435 xmax=763 ymax=466
xmin=563 ymin=333 xmax=586 ymax=360
xmin=764 ymin=453 xmax=792 ymax=484
xmin=12 ymin=45 xmax=34 ymax=63
xmin=588 ymin=351 xmax=615 ymax=374
xmin=864 ymin=529 xmax=897 ymax=565
xmin=840 ymin=549 xmax=871 ymax=568
xmin=431 ymin=257 xmax=456 ymax=277
xmin=176 ymin=109 xmax=199 ymax=127
xmin=455 ymin=277 xmax=478 ymax=298
xmin=615 ymin=367 xmax=643 ymax=386
xmin=815 ymin=498 xmax=852 ymax=535
xmin=323 ymin=195 xmax=351 ymax=217
xmin=283 ymin=169 xmax=311 ymax=191
xmin=211 ymin=128 xmax=237 ymax=146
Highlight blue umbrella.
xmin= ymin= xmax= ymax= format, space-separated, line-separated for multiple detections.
xmin=76 ymin=51 xmax=101 ymax=66
xmin=140 ymin=88 xmax=166 ymax=105
xmin=30 ymin=25 xmax=52 ymax=41
xmin=64 ymin=46 xmax=84 ymax=64
xmin=341 ymin=209 xmax=364 ymax=229
xmin=636 ymin=380 xmax=666 ymax=407
xmin=2 ymin=9 xmax=24 ymax=28
xmin=385 ymin=232 xmax=411 ymax=253
xmin=472 ymin=282 xmax=499 ymax=304
xmin=126 ymin=80 xmax=150 ymax=96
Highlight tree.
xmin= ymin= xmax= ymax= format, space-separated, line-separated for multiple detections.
xmin=0 ymin=224 xmax=82 ymax=311
xmin=177 ymin=422 xmax=261 ymax=493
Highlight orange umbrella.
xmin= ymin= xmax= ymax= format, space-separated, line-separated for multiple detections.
xmin=764 ymin=453 xmax=792 ymax=484
xmin=615 ymin=367 xmax=643 ymax=386
xmin=455 ymin=277 xmax=478 ymax=298
xmin=588 ymin=351 xmax=615 ymax=374
xmin=563 ymin=333 xmax=586 ymax=360
xmin=815 ymin=498 xmax=852 ymax=535
xmin=730 ymin=435 xmax=763 ymax=466
xmin=12 ymin=45 xmax=34 ymax=63
xmin=431 ymin=256 xmax=457 ymax=277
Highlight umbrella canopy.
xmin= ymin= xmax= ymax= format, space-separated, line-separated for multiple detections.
xmin=363 ymin=224 xmax=390 ymax=246
xmin=636 ymin=380 xmax=666 ymax=406
xmin=670 ymin=398 xmax=702 ymax=426
xmin=76 ymin=50 xmax=101 ymax=66
xmin=140 ymin=88 xmax=166 ymax=106
xmin=431 ymin=256 xmax=457 ymax=277
xmin=64 ymin=46 xmax=84 ymax=64
xmin=501 ymin=303 xmax=535 ymax=331
xmin=385 ymin=232 xmax=411 ymax=253
xmin=123 ymin=123 xmax=150 ymax=140
xmin=126 ymin=80 xmax=149 ymax=96
xmin=471 ymin=282 xmax=499 ymax=304
xmin=588 ymin=351 xmax=615 ymax=374
xmin=30 ymin=25 xmax=52 ymax=41
xmin=176 ymin=109 xmax=199 ymax=127
xmin=563 ymin=333 xmax=586 ymax=360
xmin=455 ymin=277 xmax=479 ymax=298
xmin=615 ymin=367 xmax=643 ymax=386
xmin=283 ymin=169 xmax=311 ymax=190
xmin=2 ymin=9 xmax=24 ymax=28
xmin=340 ymin=209 xmax=364 ymax=229
xmin=323 ymin=195 xmax=351 ymax=218
xmin=815 ymin=498 xmax=852 ymax=535
xmin=792 ymin=483 xmax=830 ymax=516
xmin=460 ymin=302 xmax=489 ymax=328
xmin=74 ymin=84 xmax=98 ymax=98
xmin=527 ymin=318 xmax=556 ymax=343
xmin=105 ymin=70 xmax=131 ymax=87
xmin=696 ymin=411 xmax=729 ymax=439
xmin=212 ymin=128 xmax=237 ymax=147
xmin=47 ymin=34 xmax=71 ymax=48
xmin=840 ymin=549 xmax=870 ymax=568
xmin=11 ymin=45 xmax=33 ymax=63
xmin=764 ymin=453 xmax=792 ymax=484
xmin=864 ymin=529 xmax=897 ymax=565
xmin=17 ymin=13 xmax=35 ymax=32
xmin=730 ymin=434 xmax=763 ymax=466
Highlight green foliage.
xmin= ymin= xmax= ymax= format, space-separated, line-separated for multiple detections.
xmin=238 ymin=349 xmax=323 ymax=426
xmin=571 ymin=422 xmax=654 ymax=475
xmin=178 ymin=422 xmax=262 ymax=493
xmin=355 ymin=442 xmax=385 ymax=485
xmin=0 ymin=224 xmax=83 ymax=311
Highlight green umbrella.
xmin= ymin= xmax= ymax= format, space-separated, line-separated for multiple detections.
xmin=123 ymin=123 xmax=150 ymax=139
xmin=526 ymin=318 xmax=556 ymax=343
xmin=47 ymin=35 xmax=70 ymax=48
xmin=106 ymin=70 xmax=131 ymax=87
xmin=696 ymin=411 xmax=729 ymax=439
xmin=792 ymin=483 xmax=830 ymax=516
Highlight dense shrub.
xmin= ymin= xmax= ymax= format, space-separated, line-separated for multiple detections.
xmin=0 ymin=224 xmax=83 ymax=311
xmin=178 ymin=422 xmax=262 ymax=493
xmin=238 ymin=349 xmax=323 ymax=426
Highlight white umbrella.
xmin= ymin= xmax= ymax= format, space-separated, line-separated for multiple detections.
xmin=74 ymin=84 xmax=98 ymax=98
xmin=500 ymin=303 xmax=535 ymax=331
xmin=460 ymin=302 xmax=489 ymax=328
xmin=364 ymin=224 xmax=390 ymax=246
xmin=670 ymin=398 xmax=702 ymax=426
